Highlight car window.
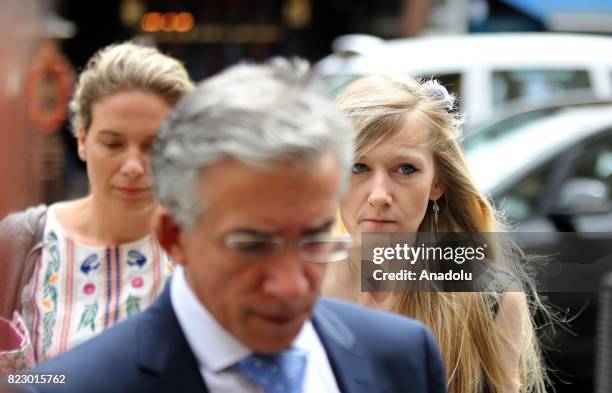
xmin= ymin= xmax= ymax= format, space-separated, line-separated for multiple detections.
xmin=463 ymin=109 xmax=553 ymax=149
xmin=489 ymin=128 xmax=612 ymax=223
xmin=492 ymin=69 xmax=590 ymax=108
xmin=496 ymin=162 xmax=556 ymax=221
xmin=571 ymin=131 xmax=612 ymax=180
xmin=561 ymin=130 xmax=612 ymax=212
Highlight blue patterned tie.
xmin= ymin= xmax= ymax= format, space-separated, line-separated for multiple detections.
xmin=236 ymin=348 xmax=308 ymax=393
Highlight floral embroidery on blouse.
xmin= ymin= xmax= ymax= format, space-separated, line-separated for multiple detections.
xmin=40 ymin=231 xmax=60 ymax=357
xmin=28 ymin=203 xmax=174 ymax=362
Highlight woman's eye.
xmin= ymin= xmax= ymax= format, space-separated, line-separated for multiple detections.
xmin=396 ymin=163 xmax=416 ymax=176
xmin=351 ymin=163 xmax=368 ymax=174
xmin=102 ymin=141 xmax=122 ymax=150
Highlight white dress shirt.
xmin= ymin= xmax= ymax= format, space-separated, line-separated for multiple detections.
xmin=170 ymin=267 xmax=341 ymax=393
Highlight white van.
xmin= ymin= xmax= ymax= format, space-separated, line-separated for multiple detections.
xmin=315 ymin=33 xmax=612 ymax=124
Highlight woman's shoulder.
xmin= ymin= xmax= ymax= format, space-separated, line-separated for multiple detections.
xmin=492 ymin=291 xmax=528 ymax=350
xmin=494 ymin=291 xmax=527 ymax=320
xmin=0 ymin=205 xmax=48 ymax=319
xmin=489 ymin=288 xmax=527 ymax=320
xmin=0 ymin=204 xmax=48 ymax=244
xmin=0 ymin=204 xmax=48 ymax=225
xmin=491 ymin=291 xmax=527 ymax=392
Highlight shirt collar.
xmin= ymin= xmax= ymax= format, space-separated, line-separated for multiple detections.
xmin=170 ymin=267 xmax=250 ymax=372
xmin=170 ymin=267 xmax=316 ymax=372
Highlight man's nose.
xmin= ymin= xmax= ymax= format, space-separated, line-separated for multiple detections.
xmin=367 ymin=172 xmax=392 ymax=207
xmin=262 ymin=246 xmax=309 ymax=299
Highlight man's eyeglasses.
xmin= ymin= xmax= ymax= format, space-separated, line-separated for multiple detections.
xmin=223 ymin=232 xmax=353 ymax=263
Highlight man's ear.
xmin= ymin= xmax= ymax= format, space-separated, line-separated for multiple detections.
xmin=156 ymin=209 xmax=188 ymax=266
xmin=429 ymin=175 xmax=444 ymax=201
xmin=77 ymin=128 xmax=87 ymax=161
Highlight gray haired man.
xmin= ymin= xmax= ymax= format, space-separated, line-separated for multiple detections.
xmin=29 ymin=59 xmax=446 ymax=393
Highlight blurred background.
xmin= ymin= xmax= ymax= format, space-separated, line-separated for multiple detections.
xmin=10 ymin=0 xmax=612 ymax=204
xmin=2 ymin=0 xmax=612 ymax=391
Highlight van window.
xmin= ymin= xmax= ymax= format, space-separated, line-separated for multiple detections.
xmin=497 ymin=161 xmax=556 ymax=221
xmin=320 ymin=72 xmax=462 ymax=103
xmin=320 ymin=74 xmax=360 ymax=98
xmin=492 ymin=69 xmax=590 ymax=107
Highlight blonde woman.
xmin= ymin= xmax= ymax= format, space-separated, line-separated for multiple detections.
xmin=322 ymin=74 xmax=549 ymax=393
xmin=0 ymin=42 xmax=194 ymax=371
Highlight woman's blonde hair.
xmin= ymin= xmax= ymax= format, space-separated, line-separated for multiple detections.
xmin=69 ymin=41 xmax=195 ymax=136
xmin=336 ymin=74 xmax=549 ymax=393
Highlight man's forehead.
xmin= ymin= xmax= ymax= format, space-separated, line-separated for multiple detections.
xmin=227 ymin=218 xmax=336 ymax=236
xmin=199 ymin=155 xmax=340 ymax=195
xmin=193 ymin=154 xmax=341 ymax=233
xmin=200 ymin=152 xmax=338 ymax=175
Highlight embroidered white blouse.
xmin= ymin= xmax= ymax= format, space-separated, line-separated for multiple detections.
xmin=24 ymin=203 xmax=174 ymax=362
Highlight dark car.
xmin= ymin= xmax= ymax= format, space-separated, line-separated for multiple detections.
xmin=464 ymin=102 xmax=612 ymax=393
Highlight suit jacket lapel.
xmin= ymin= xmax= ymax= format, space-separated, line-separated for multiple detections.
xmin=312 ymin=300 xmax=376 ymax=393
xmin=136 ymin=286 xmax=209 ymax=393
xmin=135 ymin=290 xmax=376 ymax=393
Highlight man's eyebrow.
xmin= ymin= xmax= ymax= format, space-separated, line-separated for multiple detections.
xmin=303 ymin=220 xmax=335 ymax=235
xmin=230 ymin=229 xmax=276 ymax=238
xmin=230 ymin=220 xmax=335 ymax=237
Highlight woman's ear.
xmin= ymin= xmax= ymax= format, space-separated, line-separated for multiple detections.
xmin=77 ymin=128 xmax=87 ymax=161
xmin=429 ymin=175 xmax=444 ymax=201
xmin=156 ymin=210 xmax=188 ymax=266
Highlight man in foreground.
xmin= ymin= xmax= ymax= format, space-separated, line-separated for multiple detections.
xmin=24 ymin=59 xmax=446 ymax=393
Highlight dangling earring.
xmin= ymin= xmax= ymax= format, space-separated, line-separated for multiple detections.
xmin=432 ymin=199 xmax=440 ymax=232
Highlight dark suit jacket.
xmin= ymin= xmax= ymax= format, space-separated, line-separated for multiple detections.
xmin=25 ymin=288 xmax=446 ymax=393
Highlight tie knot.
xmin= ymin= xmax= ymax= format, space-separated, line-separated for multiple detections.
xmin=236 ymin=348 xmax=307 ymax=393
